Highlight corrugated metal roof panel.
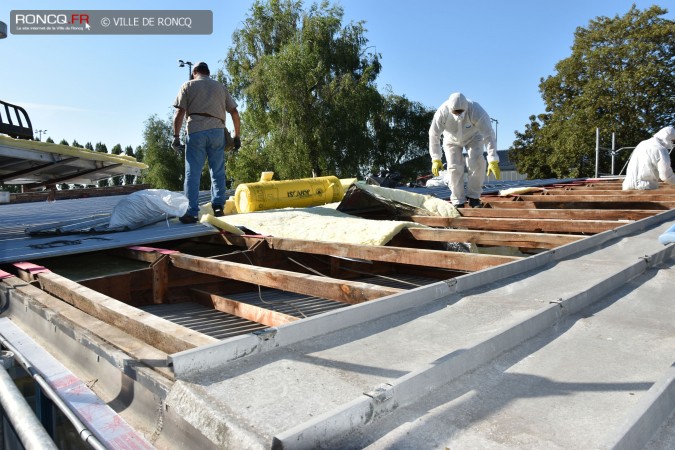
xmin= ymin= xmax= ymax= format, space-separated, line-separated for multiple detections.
xmin=0 ymin=193 xmax=219 ymax=263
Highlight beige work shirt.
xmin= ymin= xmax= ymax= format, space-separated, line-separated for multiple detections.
xmin=173 ymin=75 xmax=238 ymax=134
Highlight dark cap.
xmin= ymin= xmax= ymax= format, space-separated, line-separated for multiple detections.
xmin=193 ymin=61 xmax=210 ymax=74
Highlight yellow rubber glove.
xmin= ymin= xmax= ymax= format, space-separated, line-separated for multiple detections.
xmin=431 ymin=159 xmax=443 ymax=177
xmin=487 ymin=161 xmax=501 ymax=180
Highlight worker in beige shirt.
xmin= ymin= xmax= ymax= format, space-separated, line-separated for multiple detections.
xmin=173 ymin=61 xmax=241 ymax=223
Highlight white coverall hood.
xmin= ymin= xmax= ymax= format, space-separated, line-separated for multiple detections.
xmin=654 ymin=125 xmax=675 ymax=150
xmin=448 ymin=93 xmax=468 ymax=114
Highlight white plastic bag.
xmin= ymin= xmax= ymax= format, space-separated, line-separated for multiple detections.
xmin=108 ymin=189 xmax=189 ymax=230
xmin=425 ymin=170 xmax=449 ymax=187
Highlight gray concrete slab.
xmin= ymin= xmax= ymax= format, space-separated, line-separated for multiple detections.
xmin=331 ymin=260 xmax=674 ymax=449
xmin=166 ymin=216 xmax=675 ymax=448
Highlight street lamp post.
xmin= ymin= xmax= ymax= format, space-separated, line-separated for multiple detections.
xmin=178 ymin=59 xmax=193 ymax=80
xmin=35 ymin=129 xmax=47 ymax=141
xmin=490 ymin=117 xmax=499 ymax=149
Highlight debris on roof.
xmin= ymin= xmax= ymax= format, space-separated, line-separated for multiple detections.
xmin=0 ymin=177 xmax=674 ymax=449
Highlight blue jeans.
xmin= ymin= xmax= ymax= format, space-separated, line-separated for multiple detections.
xmin=184 ymin=128 xmax=226 ymax=217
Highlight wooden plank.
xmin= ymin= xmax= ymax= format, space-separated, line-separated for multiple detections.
xmin=37 ymin=271 xmax=218 ymax=354
xmin=402 ymin=227 xmax=583 ymax=249
xmin=191 ymin=289 xmax=299 ymax=327
xmin=265 ymin=237 xmax=520 ymax=272
xmin=411 ymin=216 xmax=624 ymax=234
xmin=152 ymin=255 xmax=169 ymax=305
xmin=515 ymin=194 xmax=675 ymax=202
xmin=458 ymin=208 xmax=657 ymax=221
xmin=533 ymin=189 xmax=666 ymax=196
xmin=2 ymin=276 xmax=174 ymax=380
xmin=170 ymin=253 xmax=402 ymax=304
xmin=108 ymin=246 xmax=178 ymax=264
xmin=483 ymin=200 xmax=674 ymax=210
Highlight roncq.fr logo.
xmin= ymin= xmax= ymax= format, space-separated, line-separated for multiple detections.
xmin=14 ymin=13 xmax=90 ymax=26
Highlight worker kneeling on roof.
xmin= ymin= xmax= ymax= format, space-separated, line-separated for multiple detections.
xmin=622 ymin=126 xmax=675 ymax=190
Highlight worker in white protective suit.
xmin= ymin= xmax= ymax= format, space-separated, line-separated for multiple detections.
xmin=622 ymin=126 xmax=675 ymax=190
xmin=429 ymin=92 xmax=499 ymax=208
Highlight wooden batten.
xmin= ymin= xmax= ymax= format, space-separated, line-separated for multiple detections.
xmin=410 ymin=216 xmax=622 ymax=234
xmin=402 ymin=227 xmax=582 ymax=249
xmin=151 ymin=255 xmax=170 ymax=305
xmin=37 ymin=271 xmax=218 ymax=354
xmin=191 ymin=289 xmax=298 ymax=327
xmin=518 ymin=194 xmax=675 ymax=202
xmin=457 ymin=208 xmax=657 ymax=221
xmin=264 ymin=237 xmax=520 ymax=272
xmin=483 ymin=200 xmax=674 ymax=210
xmin=170 ymin=253 xmax=402 ymax=304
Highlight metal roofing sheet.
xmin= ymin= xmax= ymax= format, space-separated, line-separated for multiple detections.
xmin=0 ymin=193 xmax=218 ymax=263
xmin=399 ymin=177 xmax=582 ymax=199
xmin=0 ymin=135 xmax=146 ymax=187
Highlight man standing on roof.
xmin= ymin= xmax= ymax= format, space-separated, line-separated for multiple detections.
xmin=429 ymin=92 xmax=499 ymax=208
xmin=622 ymin=126 xmax=675 ymax=190
xmin=172 ymin=61 xmax=241 ymax=223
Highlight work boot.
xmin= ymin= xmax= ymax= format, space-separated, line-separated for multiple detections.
xmin=453 ymin=203 xmax=464 ymax=209
xmin=179 ymin=214 xmax=198 ymax=224
xmin=468 ymin=197 xmax=482 ymax=208
xmin=212 ymin=205 xmax=224 ymax=217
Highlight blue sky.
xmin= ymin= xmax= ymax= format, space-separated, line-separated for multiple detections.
xmin=2 ymin=0 xmax=672 ymax=155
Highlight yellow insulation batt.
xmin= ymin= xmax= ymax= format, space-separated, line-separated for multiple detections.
xmin=205 ymin=205 xmax=426 ymax=246
xmin=234 ymin=175 xmax=345 ymax=213
xmin=0 ymin=135 xmax=147 ymax=168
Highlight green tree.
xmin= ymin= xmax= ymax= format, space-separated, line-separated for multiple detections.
xmin=109 ymin=144 xmax=124 ymax=185
xmin=134 ymin=145 xmax=145 ymax=184
xmin=124 ymin=145 xmax=136 ymax=185
xmin=509 ymin=114 xmax=556 ymax=180
xmin=45 ymin=137 xmax=54 ymax=144
xmin=94 ymin=142 xmax=109 ymax=187
xmin=369 ymin=91 xmax=434 ymax=182
xmin=511 ymin=5 xmax=675 ymax=178
xmin=226 ymin=0 xmax=382 ymax=182
xmin=141 ymin=115 xmax=183 ymax=190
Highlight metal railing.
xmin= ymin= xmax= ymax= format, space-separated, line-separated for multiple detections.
xmin=0 ymin=351 xmax=58 ymax=449
xmin=595 ymin=128 xmax=635 ymax=177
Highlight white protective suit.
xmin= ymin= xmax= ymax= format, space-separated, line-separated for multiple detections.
xmin=429 ymin=92 xmax=498 ymax=205
xmin=622 ymin=126 xmax=675 ymax=190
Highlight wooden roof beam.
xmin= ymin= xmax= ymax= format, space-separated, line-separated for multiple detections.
xmin=191 ymin=289 xmax=298 ymax=327
xmin=401 ymin=227 xmax=582 ymax=249
xmin=170 ymin=253 xmax=401 ymax=304
xmin=36 ymin=271 xmax=218 ymax=354
xmin=514 ymin=194 xmax=675 ymax=202
xmin=264 ymin=236 xmax=520 ymax=272
xmin=411 ymin=216 xmax=624 ymax=234
xmin=483 ymin=200 xmax=674 ymax=210
xmin=531 ymin=189 xmax=675 ymax=196
xmin=458 ymin=208 xmax=657 ymax=221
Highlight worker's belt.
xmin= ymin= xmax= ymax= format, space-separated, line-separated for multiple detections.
xmin=189 ymin=112 xmax=224 ymax=123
